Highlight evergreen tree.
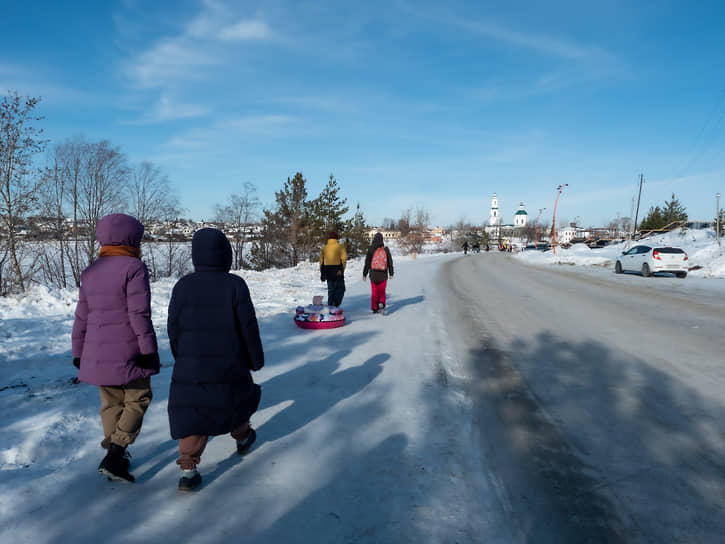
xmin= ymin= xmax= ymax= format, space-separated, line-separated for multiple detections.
xmin=308 ymin=174 xmax=350 ymax=240
xmin=247 ymin=172 xmax=310 ymax=269
xmin=638 ymin=205 xmax=665 ymax=231
xmin=343 ymin=203 xmax=369 ymax=259
xmin=248 ymin=208 xmax=288 ymax=271
xmin=662 ymin=193 xmax=688 ymax=225
xmin=714 ymin=209 xmax=725 ymax=237
xmin=639 ymin=194 xmax=687 ymax=232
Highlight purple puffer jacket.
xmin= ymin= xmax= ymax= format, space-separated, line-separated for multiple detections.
xmin=72 ymin=214 xmax=159 ymax=386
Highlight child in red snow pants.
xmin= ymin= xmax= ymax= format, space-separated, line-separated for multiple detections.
xmin=370 ymin=279 xmax=387 ymax=311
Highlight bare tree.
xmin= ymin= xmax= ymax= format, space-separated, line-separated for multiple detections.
xmin=214 ymin=182 xmax=260 ymax=269
xmin=128 ymin=161 xmax=178 ymax=225
xmin=0 ymin=91 xmax=46 ymax=293
xmin=37 ymin=153 xmax=70 ymax=288
xmin=399 ymin=207 xmax=430 ymax=254
xmin=76 ymin=140 xmax=129 ymax=265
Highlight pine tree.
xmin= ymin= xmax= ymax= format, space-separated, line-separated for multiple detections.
xmin=714 ymin=209 xmax=725 ymax=237
xmin=308 ymin=173 xmax=350 ymax=240
xmin=639 ymin=206 xmax=665 ymax=231
xmin=343 ymin=203 xmax=369 ymax=259
xmin=662 ymin=193 xmax=688 ymax=225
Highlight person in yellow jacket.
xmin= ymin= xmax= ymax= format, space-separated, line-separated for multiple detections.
xmin=319 ymin=231 xmax=347 ymax=307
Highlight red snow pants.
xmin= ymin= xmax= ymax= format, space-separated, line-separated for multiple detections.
xmin=370 ymin=279 xmax=387 ymax=311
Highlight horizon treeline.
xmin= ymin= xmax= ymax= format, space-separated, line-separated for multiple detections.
xmin=0 ymin=91 xmax=371 ymax=295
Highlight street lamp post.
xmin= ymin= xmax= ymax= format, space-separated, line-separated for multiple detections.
xmin=534 ymin=208 xmax=546 ymax=246
xmin=552 ymin=184 xmax=568 ymax=255
xmin=717 ymin=192 xmax=721 ymax=247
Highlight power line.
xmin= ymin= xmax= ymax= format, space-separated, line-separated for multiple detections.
xmin=675 ymin=87 xmax=725 ymax=179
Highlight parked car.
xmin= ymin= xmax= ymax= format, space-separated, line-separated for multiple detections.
xmin=615 ymin=245 xmax=688 ymax=278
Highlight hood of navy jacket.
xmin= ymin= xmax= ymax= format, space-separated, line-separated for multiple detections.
xmin=96 ymin=214 xmax=144 ymax=248
xmin=371 ymin=232 xmax=384 ymax=249
xmin=192 ymin=228 xmax=232 ymax=272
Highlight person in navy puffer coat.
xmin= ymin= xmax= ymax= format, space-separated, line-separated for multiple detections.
xmin=72 ymin=213 xmax=160 ymax=483
xmin=167 ymin=228 xmax=264 ymax=491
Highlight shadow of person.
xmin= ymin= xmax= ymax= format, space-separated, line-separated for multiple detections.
xmin=257 ymin=351 xmax=389 ymax=445
xmin=383 ymin=295 xmax=424 ymax=315
xmin=251 ymin=433 xmax=411 ymax=543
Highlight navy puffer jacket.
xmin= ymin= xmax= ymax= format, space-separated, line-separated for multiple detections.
xmin=167 ymin=228 xmax=263 ymax=439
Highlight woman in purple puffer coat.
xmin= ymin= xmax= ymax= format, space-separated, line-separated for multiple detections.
xmin=72 ymin=213 xmax=160 ymax=483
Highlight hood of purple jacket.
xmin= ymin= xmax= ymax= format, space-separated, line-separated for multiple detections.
xmin=97 ymin=214 xmax=144 ymax=247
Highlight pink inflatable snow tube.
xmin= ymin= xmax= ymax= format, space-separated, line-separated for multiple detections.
xmin=294 ymin=305 xmax=346 ymax=329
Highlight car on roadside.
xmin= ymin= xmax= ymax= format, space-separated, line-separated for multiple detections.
xmin=615 ymin=245 xmax=689 ymax=278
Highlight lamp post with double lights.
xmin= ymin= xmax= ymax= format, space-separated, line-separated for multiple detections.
xmin=534 ymin=208 xmax=546 ymax=247
xmin=552 ymin=184 xmax=568 ymax=255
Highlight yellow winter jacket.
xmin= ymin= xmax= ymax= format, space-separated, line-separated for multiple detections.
xmin=319 ymin=239 xmax=347 ymax=279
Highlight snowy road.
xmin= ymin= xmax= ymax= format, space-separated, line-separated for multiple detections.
xmin=442 ymin=252 xmax=725 ymax=543
xmin=3 ymin=251 xmax=725 ymax=543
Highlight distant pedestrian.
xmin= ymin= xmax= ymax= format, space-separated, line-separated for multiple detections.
xmin=320 ymin=231 xmax=347 ymax=307
xmin=72 ymin=213 xmax=160 ymax=483
xmin=462 ymin=240 xmax=469 ymax=255
xmin=363 ymin=232 xmax=394 ymax=313
xmin=167 ymin=228 xmax=264 ymax=492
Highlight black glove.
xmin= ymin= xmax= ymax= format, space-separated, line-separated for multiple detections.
xmin=73 ymin=357 xmax=81 ymax=369
xmin=136 ymin=352 xmax=160 ymax=369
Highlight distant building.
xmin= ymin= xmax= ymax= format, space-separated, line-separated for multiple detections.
xmin=367 ymin=228 xmax=401 ymax=240
xmin=489 ymin=193 xmax=501 ymax=227
xmin=514 ymin=203 xmax=528 ymax=227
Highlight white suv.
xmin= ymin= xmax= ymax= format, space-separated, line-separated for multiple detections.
xmin=615 ymin=245 xmax=688 ymax=278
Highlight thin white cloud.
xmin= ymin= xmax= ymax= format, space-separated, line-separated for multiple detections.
xmin=460 ymin=19 xmax=596 ymax=60
xmin=122 ymin=3 xmax=275 ymax=89
xmin=219 ymin=20 xmax=272 ymax=41
xmin=121 ymin=93 xmax=210 ymax=124
xmin=404 ymin=4 xmax=603 ymax=60
xmin=160 ymin=114 xmax=302 ymax=153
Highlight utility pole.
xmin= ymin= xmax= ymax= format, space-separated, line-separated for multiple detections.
xmin=717 ymin=192 xmax=721 ymax=247
xmin=552 ymin=184 xmax=568 ymax=255
xmin=633 ymin=173 xmax=644 ymax=238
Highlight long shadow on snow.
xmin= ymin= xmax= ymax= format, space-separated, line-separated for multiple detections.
xmin=256 ymin=350 xmax=389 ymax=444
xmin=465 ymin=331 xmax=725 ymax=543
xmin=2 ymin=286 xmax=466 ymax=542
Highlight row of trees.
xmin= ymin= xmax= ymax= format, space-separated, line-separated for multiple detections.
xmin=1 ymin=91 xmax=188 ymax=294
xmin=637 ymin=193 xmax=688 ymax=231
xmin=247 ymin=172 xmax=369 ymax=270
xmin=1 ymin=91 xmax=375 ymax=294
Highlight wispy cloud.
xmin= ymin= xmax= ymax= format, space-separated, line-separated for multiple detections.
xmin=404 ymin=3 xmax=604 ymax=60
xmin=121 ymin=3 xmax=275 ymax=89
xmin=159 ymin=114 xmax=303 ymax=154
xmin=0 ymin=63 xmax=97 ymax=106
xmin=120 ymin=92 xmax=211 ymax=124
xmin=219 ymin=20 xmax=273 ymax=41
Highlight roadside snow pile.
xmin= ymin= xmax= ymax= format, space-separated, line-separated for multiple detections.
xmin=514 ymin=228 xmax=725 ymax=278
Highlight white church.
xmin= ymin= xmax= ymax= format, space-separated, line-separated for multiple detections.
xmin=484 ymin=194 xmax=528 ymax=239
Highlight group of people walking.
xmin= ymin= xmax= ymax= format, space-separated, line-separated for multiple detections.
xmin=319 ymin=230 xmax=394 ymax=313
xmin=72 ymin=214 xmax=394 ymax=492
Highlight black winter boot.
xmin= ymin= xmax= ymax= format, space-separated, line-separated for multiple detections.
xmin=178 ymin=469 xmax=202 ymax=492
xmin=98 ymin=444 xmax=135 ymax=483
xmin=236 ymin=428 xmax=257 ymax=455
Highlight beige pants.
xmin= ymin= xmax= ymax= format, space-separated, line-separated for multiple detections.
xmin=177 ymin=422 xmax=251 ymax=470
xmin=99 ymin=377 xmax=152 ymax=449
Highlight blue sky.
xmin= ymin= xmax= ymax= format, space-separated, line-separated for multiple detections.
xmin=2 ymin=0 xmax=724 ymax=227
